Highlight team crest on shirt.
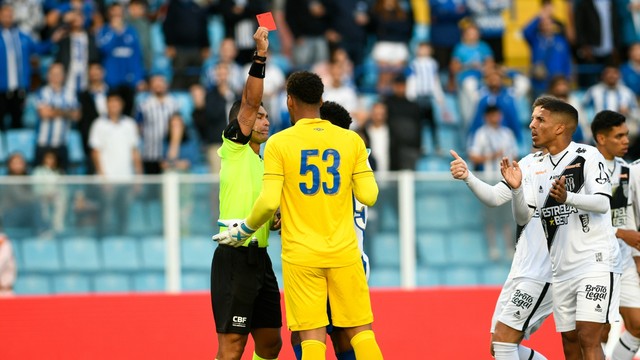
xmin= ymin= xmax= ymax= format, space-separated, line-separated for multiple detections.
xmin=595 ymin=163 xmax=610 ymax=184
xmin=579 ymin=214 xmax=590 ymax=232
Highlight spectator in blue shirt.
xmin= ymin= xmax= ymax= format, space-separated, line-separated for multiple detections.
xmin=523 ymin=10 xmax=572 ymax=97
xmin=0 ymin=4 xmax=61 ymax=130
xmin=621 ymin=42 xmax=640 ymax=97
xmin=96 ymin=3 xmax=144 ymax=116
xmin=429 ymin=0 xmax=469 ymax=70
xmin=467 ymin=0 xmax=510 ymax=64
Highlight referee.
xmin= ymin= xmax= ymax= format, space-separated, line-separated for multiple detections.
xmin=210 ymin=27 xmax=282 ymax=360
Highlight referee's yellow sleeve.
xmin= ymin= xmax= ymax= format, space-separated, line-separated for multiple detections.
xmin=245 ymin=177 xmax=283 ymax=230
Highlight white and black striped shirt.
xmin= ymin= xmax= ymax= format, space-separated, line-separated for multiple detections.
xmin=37 ymin=85 xmax=79 ymax=147
xmin=137 ymin=94 xmax=179 ymax=161
xmin=406 ymin=57 xmax=445 ymax=103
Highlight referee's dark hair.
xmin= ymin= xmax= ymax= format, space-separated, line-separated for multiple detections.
xmin=228 ymin=100 xmax=264 ymax=123
xmin=591 ymin=110 xmax=626 ymax=138
xmin=320 ymin=101 xmax=352 ymax=130
xmin=286 ymin=71 xmax=323 ymax=105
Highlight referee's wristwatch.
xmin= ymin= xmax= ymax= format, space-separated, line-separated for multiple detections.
xmin=253 ymin=51 xmax=267 ymax=63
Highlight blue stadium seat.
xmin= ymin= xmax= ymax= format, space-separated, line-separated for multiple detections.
xmin=369 ymin=232 xmax=399 ymax=268
xmin=11 ymin=237 xmax=23 ymax=270
xmin=150 ymin=22 xmax=165 ymax=55
xmin=415 ymin=195 xmax=452 ymax=230
xmin=66 ymin=130 xmax=85 ymax=164
xmin=450 ymin=190 xmax=484 ymax=228
xmin=22 ymin=93 xmax=39 ymax=129
xmin=172 ymin=91 xmax=194 ymax=126
xmin=207 ymin=16 xmax=225 ymax=57
xmin=448 ymin=231 xmax=488 ymax=265
xmin=101 ymin=236 xmax=141 ymax=271
xmin=415 ymin=155 xmax=450 ymax=172
xmin=181 ymin=271 xmax=209 ymax=291
xmin=437 ymin=126 xmax=462 ymax=154
xmin=182 ymin=236 xmax=215 ymax=270
xmin=369 ymin=268 xmax=401 ymax=287
xmin=5 ymin=129 xmax=36 ymax=163
xmin=60 ymin=237 xmax=101 ymax=271
xmin=22 ymin=238 xmax=61 ymax=271
xmin=416 ymin=232 xmax=448 ymax=266
xmin=141 ymin=236 xmax=165 ymax=270
xmin=266 ymin=233 xmax=282 ymax=270
xmin=416 ymin=266 xmax=442 ymax=287
xmin=14 ymin=274 xmax=51 ymax=295
xmin=133 ymin=272 xmax=165 ymax=292
xmin=442 ymin=267 xmax=480 ymax=286
xmin=94 ymin=274 xmax=131 ymax=293
xmin=0 ymin=131 xmax=6 ymax=163
xmin=481 ymin=264 xmax=511 ymax=285
xmin=53 ymin=274 xmax=91 ymax=294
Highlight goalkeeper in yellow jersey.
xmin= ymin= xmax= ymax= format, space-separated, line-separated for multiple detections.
xmin=213 ymin=71 xmax=383 ymax=360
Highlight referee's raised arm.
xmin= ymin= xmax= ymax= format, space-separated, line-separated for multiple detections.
xmin=235 ymin=27 xmax=269 ymax=138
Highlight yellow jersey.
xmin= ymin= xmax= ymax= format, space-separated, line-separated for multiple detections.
xmin=263 ymin=118 xmax=377 ymax=267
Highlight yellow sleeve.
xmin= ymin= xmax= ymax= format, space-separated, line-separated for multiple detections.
xmin=246 ymin=139 xmax=283 ymax=229
xmin=352 ymin=134 xmax=378 ymax=206
xmin=246 ymin=177 xmax=283 ymax=230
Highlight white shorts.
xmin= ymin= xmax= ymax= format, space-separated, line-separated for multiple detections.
xmin=553 ymin=272 xmax=621 ymax=332
xmin=371 ymin=41 xmax=409 ymax=64
xmin=490 ymin=277 xmax=553 ymax=340
xmin=620 ymin=264 xmax=640 ymax=308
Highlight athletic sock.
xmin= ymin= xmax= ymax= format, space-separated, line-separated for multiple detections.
xmin=335 ymin=349 xmax=356 ymax=360
xmin=301 ymin=340 xmax=325 ymax=360
xmin=517 ymin=344 xmax=548 ymax=360
xmin=252 ymin=352 xmax=277 ymax=360
xmin=292 ymin=343 xmax=302 ymax=360
xmin=350 ymin=330 xmax=383 ymax=360
xmin=492 ymin=342 xmax=519 ymax=360
xmin=612 ymin=331 xmax=640 ymax=360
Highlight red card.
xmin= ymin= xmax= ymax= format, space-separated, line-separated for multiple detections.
xmin=256 ymin=12 xmax=277 ymax=31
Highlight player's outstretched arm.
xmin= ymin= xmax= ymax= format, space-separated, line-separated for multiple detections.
xmin=450 ymin=150 xmax=512 ymax=207
xmin=236 ymin=27 xmax=269 ymax=137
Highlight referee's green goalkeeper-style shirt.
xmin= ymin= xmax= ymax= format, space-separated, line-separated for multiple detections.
xmin=217 ymin=135 xmax=271 ymax=248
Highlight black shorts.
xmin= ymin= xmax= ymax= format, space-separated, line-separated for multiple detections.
xmin=210 ymin=244 xmax=282 ymax=334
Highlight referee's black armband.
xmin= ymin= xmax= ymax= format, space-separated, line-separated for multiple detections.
xmin=248 ymin=62 xmax=266 ymax=79
xmin=223 ymin=119 xmax=252 ymax=145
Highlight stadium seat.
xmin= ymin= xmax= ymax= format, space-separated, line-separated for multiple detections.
xmin=266 ymin=233 xmax=282 ymax=270
xmin=140 ymin=236 xmax=165 ymax=270
xmin=133 ymin=272 xmax=165 ymax=292
xmin=369 ymin=232 xmax=399 ymax=268
xmin=369 ymin=268 xmax=401 ymax=288
xmin=415 ymin=195 xmax=452 ymax=230
xmin=416 ymin=232 xmax=448 ymax=266
xmin=181 ymin=271 xmax=209 ymax=291
xmin=60 ymin=237 xmax=101 ymax=271
xmin=53 ymin=274 xmax=91 ymax=294
xmin=450 ymin=189 xmax=484 ymax=228
xmin=0 ymin=131 xmax=6 ymax=164
xmin=94 ymin=274 xmax=131 ymax=293
xmin=172 ymin=91 xmax=194 ymax=126
xmin=442 ymin=267 xmax=480 ymax=286
xmin=101 ymin=236 xmax=141 ymax=271
xmin=416 ymin=266 xmax=442 ymax=287
xmin=481 ymin=264 xmax=511 ymax=285
xmin=13 ymin=274 xmax=51 ymax=295
xmin=448 ymin=231 xmax=488 ymax=265
xmin=22 ymin=238 xmax=61 ymax=271
xmin=437 ymin=126 xmax=463 ymax=154
xmin=150 ymin=22 xmax=165 ymax=56
xmin=182 ymin=236 xmax=215 ymax=270
xmin=22 ymin=93 xmax=39 ymax=128
xmin=5 ymin=129 xmax=36 ymax=163
xmin=415 ymin=155 xmax=450 ymax=172
xmin=66 ymin=130 xmax=85 ymax=164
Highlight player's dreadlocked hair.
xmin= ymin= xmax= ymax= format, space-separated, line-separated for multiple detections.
xmin=286 ymin=71 xmax=324 ymax=105
xmin=320 ymin=101 xmax=352 ymax=130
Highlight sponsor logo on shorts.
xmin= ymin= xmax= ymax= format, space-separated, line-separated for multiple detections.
xmin=585 ymin=285 xmax=607 ymax=302
xmin=513 ymin=310 xmax=521 ymax=319
xmin=595 ymin=304 xmax=602 ymax=313
xmin=511 ymin=290 xmax=533 ymax=309
xmin=595 ymin=252 xmax=603 ymax=262
xmin=232 ymin=316 xmax=247 ymax=328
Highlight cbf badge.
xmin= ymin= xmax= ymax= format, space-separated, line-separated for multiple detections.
xmin=579 ymin=214 xmax=590 ymax=233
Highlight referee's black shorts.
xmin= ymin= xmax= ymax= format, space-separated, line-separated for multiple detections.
xmin=210 ymin=244 xmax=282 ymax=334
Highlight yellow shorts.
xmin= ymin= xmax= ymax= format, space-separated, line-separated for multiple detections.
xmin=282 ymin=259 xmax=374 ymax=331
